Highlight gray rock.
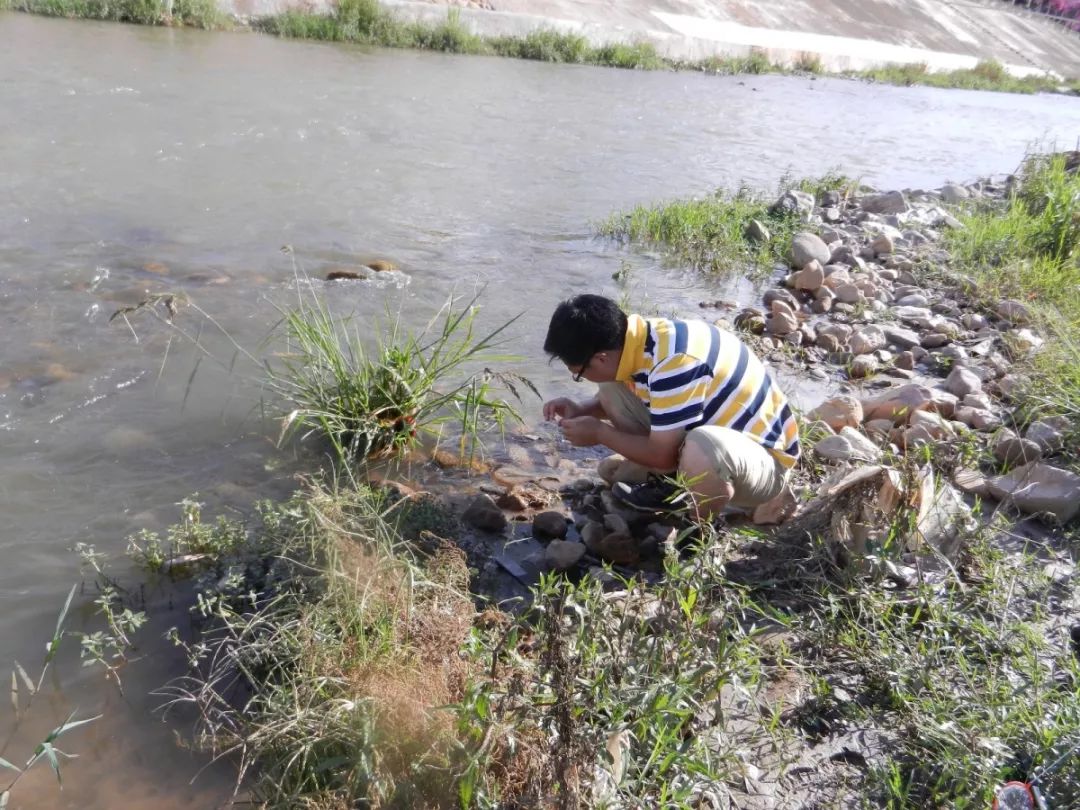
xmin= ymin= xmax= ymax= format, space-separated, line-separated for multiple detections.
xmin=849 ymin=355 xmax=879 ymax=379
xmin=992 ymin=431 xmax=1042 ymax=467
xmin=871 ymin=233 xmax=894 ymax=256
xmin=793 ymin=260 xmax=825 ymax=291
xmin=745 ymin=218 xmax=771 ymax=242
xmin=771 ymin=189 xmax=814 ymax=218
xmin=882 ymin=325 xmax=921 ymax=349
xmin=861 ymin=190 xmax=909 ymax=215
xmin=814 ymin=434 xmax=857 ymax=463
xmin=545 ymin=540 xmax=586 ymax=571
xmin=462 ymin=494 xmax=507 ymax=532
xmin=944 ymin=366 xmax=983 ymax=398
xmin=895 ymin=293 xmax=929 ymax=308
xmin=767 ymin=310 xmax=798 ymax=336
xmin=921 ymin=333 xmax=951 ymax=349
xmin=849 ymin=325 xmax=887 ymax=355
xmin=791 ymin=232 xmax=831 ymax=268
xmin=839 ymin=426 xmax=882 ymax=461
xmin=808 ymin=395 xmax=863 ymax=432
xmin=987 ymin=462 xmax=1080 ymax=524
xmin=834 ymin=283 xmax=863 ymax=304
xmin=940 ymin=183 xmax=970 ymax=204
xmin=894 ymin=350 xmax=916 ymax=370
xmin=763 ymin=288 xmax=800 ymax=311
xmin=893 ymin=305 xmax=933 ymax=324
xmin=1026 ymin=421 xmax=1065 ymax=455
xmin=961 ymin=312 xmax=989 ymax=331
xmin=997 ymin=299 xmax=1032 ymax=325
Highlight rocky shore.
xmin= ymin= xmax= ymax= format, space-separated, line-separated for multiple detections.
xmin=438 ymin=169 xmax=1079 ymax=599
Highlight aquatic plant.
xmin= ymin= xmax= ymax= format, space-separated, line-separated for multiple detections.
xmin=0 ymin=586 xmax=102 ymax=806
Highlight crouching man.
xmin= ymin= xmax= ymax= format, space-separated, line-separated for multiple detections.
xmin=542 ymin=294 xmax=800 ymax=520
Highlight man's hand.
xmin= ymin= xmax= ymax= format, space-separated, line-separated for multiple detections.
xmin=560 ymin=416 xmax=604 ymax=447
xmin=543 ymin=397 xmax=582 ymax=421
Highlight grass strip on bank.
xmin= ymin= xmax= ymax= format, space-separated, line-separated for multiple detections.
xmin=943 ymin=152 xmax=1080 ymax=451
xmin=6 ymin=0 xmax=1078 ymax=95
xmin=1 ymin=0 xmax=224 ymax=28
xmin=596 ymin=172 xmax=856 ymax=279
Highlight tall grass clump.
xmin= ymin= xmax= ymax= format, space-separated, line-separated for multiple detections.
xmin=488 ymin=28 xmax=590 ymax=63
xmin=265 ymin=288 xmax=531 ymax=462
xmin=852 ymin=59 xmax=1063 ymax=94
xmin=150 ymin=484 xmax=482 ymax=808
xmin=8 ymin=0 xmax=223 ymax=27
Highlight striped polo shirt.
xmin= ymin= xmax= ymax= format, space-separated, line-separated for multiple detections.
xmin=614 ymin=314 xmax=800 ymax=469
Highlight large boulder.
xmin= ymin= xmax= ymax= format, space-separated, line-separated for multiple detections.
xmin=987 ymin=462 xmax=1080 ymax=524
xmin=861 ymin=190 xmax=909 ymax=215
xmin=533 ymin=511 xmax=569 ymax=540
xmin=809 ymin=395 xmax=864 ymax=432
xmin=791 ymin=232 xmax=831 ymax=268
xmin=462 ymin=494 xmax=507 ymax=532
xmin=861 ymin=384 xmax=939 ymax=424
xmin=849 ymin=325 xmax=887 ymax=356
xmin=944 ymin=366 xmax=983 ymax=398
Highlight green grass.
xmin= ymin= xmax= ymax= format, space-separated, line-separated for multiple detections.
xmin=596 ymin=173 xmax=857 ymax=278
xmin=6 ymin=0 xmax=224 ymax=28
xmin=852 ymin=59 xmax=1072 ymax=94
xmin=264 ymin=285 xmax=533 ymax=463
xmin=943 ymin=151 xmax=1080 ymax=438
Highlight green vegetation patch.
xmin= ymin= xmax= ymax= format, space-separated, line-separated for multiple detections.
xmin=943 ymin=152 xmax=1080 ymax=447
xmin=851 ymin=59 xmax=1073 ymax=95
xmin=6 ymin=0 xmax=224 ymax=28
xmin=597 ymin=173 xmax=857 ymax=278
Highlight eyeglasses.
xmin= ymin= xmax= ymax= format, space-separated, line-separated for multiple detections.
xmin=571 ymin=352 xmax=595 ymax=383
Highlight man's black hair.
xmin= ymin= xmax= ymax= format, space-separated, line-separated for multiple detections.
xmin=543 ymin=294 xmax=628 ymax=366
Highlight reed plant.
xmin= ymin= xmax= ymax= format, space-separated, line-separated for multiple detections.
xmin=264 ymin=287 xmax=532 ymax=462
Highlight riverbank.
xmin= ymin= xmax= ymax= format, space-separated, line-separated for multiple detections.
xmin=3 ymin=0 xmax=1080 ymax=94
xmin=27 ymin=154 xmax=1077 ymax=809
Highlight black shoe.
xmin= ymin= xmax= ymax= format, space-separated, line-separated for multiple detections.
xmin=611 ymin=477 xmax=689 ymax=513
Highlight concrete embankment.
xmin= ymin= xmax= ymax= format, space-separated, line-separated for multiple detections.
xmin=221 ymin=0 xmax=1080 ymax=79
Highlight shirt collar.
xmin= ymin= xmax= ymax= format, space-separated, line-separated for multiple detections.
xmin=615 ymin=314 xmax=646 ymax=382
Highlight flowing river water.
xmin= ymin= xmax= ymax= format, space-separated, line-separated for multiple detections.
xmin=3 ymin=12 xmax=1080 ymax=807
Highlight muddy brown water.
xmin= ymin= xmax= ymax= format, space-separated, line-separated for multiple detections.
xmin=3 ymin=11 xmax=1080 ymax=807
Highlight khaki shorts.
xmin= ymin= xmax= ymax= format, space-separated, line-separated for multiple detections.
xmin=598 ymin=382 xmax=788 ymax=507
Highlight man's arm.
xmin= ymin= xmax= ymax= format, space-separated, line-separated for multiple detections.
xmin=543 ymin=395 xmax=607 ymax=421
xmin=560 ymin=417 xmax=683 ymax=471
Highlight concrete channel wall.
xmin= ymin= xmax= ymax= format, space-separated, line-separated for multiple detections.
xmin=222 ymin=0 xmax=1080 ymax=80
